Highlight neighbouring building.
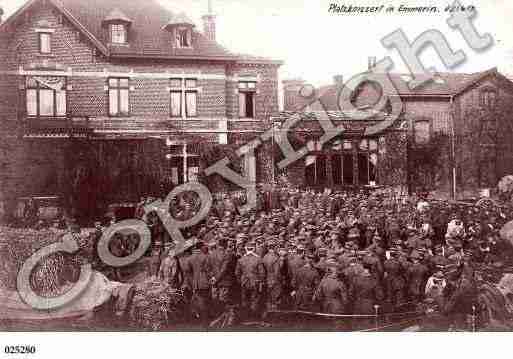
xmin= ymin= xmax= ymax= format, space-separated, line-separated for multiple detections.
xmin=0 ymin=0 xmax=282 ymax=220
xmin=282 ymin=62 xmax=513 ymax=199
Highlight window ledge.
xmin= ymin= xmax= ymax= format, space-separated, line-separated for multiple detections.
xmin=109 ymin=43 xmax=131 ymax=47
xmin=36 ymin=53 xmax=56 ymax=58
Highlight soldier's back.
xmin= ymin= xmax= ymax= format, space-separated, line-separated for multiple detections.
xmin=238 ymin=254 xmax=265 ymax=287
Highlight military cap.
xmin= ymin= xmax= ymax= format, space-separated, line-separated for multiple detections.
xmin=306 ymin=252 xmax=316 ymax=260
xmin=347 ymin=228 xmax=360 ymax=239
xmin=433 ymin=271 xmax=444 ymax=279
xmin=410 ymin=250 xmax=424 ymax=260
xmin=245 ymin=241 xmax=256 ymax=249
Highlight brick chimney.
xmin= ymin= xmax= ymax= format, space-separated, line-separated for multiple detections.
xmin=283 ymin=78 xmax=313 ymax=112
xmin=202 ymin=0 xmax=216 ymax=42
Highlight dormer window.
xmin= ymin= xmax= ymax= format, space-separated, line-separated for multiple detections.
xmin=176 ymin=27 xmax=192 ymax=48
xmin=163 ymin=12 xmax=195 ymax=49
xmin=111 ymin=24 xmax=127 ymax=44
xmin=102 ymin=8 xmax=132 ymax=45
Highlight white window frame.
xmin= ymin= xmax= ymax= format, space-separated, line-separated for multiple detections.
xmin=238 ymin=81 xmax=257 ymax=119
xmin=26 ymin=76 xmax=67 ymax=118
xmin=110 ymin=24 xmax=127 ymax=44
xmin=108 ymin=78 xmax=130 ymax=116
xmin=169 ymin=78 xmax=198 ymax=119
xmin=38 ymin=32 xmax=52 ymax=54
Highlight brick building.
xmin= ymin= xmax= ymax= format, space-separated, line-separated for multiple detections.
xmin=282 ymin=65 xmax=513 ymax=198
xmin=0 ymin=0 xmax=281 ymax=219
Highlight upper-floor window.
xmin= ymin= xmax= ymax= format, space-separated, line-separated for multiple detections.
xmin=38 ymin=33 xmax=52 ymax=54
xmin=170 ymin=78 xmax=198 ymax=118
xmin=26 ymin=76 xmax=66 ymax=117
xmin=176 ymin=27 xmax=192 ymax=48
xmin=239 ymin=81 xmax=256 ymax=119
xmin=481 ymin=88 xmax=497 ymax=108
xmin=108 ymin=78 xmax=129 ymax=116
xmin=111 ymin=24 xmax=127 ymax=44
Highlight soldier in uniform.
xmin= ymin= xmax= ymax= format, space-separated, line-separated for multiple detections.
xmin=90 ymin=221 xmax=104 ymax=269
xmin=209 ymin=238 xmax=225 ymax=304
xmin=351 ymin=267 xmax=385 ymax=328
xmin=158 ymin=248 xmax=183 ymax=289
xmin=185 ymin=241 xmax=214 ymax=323
xmin=263 ymin=242 xmax=291 ymax=310
xmin=383 ymin=246 xmax=406 ymax=309
xmin=314 ymin=262 xmax=349 ymax=314
xmin=292 ymin=252 xmax=321 ymax=311
xmin=406 ymin=251 xmax=430 ymax=303
xmin=213 ymin=240 xmax=239 ymax=315
xmin=428 ymin=245 xmax=450 ymax=272
xmin=288 ymin=245 xmax=306 ymax=284
xmin=236 ymin=241 xmax=267 ymax=320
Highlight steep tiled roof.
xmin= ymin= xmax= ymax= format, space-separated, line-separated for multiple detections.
xmin=307 ymin=68 xmax=499 ymax=111
xmin=103 ymin=8 xmax=132 ymax=23
xmin=1 ymin=0 xmax=281 ymax=63
xmin=379 ymin=71 xmax=493 ymax=96
xmin=164 ymin=12 xmax=195 ymax=27
xmin=58 ymin=0 xmax=234 ymax=58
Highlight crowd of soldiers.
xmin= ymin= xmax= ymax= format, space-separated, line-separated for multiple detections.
xmin=119 ymin=187 xmax=513 ymax=328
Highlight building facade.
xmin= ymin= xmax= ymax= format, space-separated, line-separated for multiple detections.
xmin=0 ymin=0 xmax=281 ymax=219
xmin=283 ymin=66 xmax=513 ymax=199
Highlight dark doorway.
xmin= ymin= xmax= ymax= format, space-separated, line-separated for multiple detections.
xmin=305 ymin=155 xmax=327 ymax=187
xmin=332 ymin=154 xmax=342 ymax=185
xmin=245 ymin=93 xmax=254 ymax=118
xmin=343 ymin=153 xmax=353 ymax=185
xmin=305 ymin=159 xmax=315 ymax=187
xmin=317 ymin=155 xmax=327 ymax=185
xmin=358 ymin=153 xmax=369 ymax=185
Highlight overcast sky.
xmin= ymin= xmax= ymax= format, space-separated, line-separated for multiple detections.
xmin=2 ymin=0 xmax=513 ymax=86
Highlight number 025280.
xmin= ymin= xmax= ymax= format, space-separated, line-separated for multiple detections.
xmin=4 ymin=345 xmax=36 ymax=354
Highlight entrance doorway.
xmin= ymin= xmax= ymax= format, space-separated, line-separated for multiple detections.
xmin=164 ymin=143 xmax=200 ymax=185
xmin=305 ymin=138 xmax=379 ymax=188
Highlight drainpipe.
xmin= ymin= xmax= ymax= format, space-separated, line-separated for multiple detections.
xmin=270 ymin=117 xmax=276 ymax=184
xmin=450 ymin=95 xmax=457 ymax=199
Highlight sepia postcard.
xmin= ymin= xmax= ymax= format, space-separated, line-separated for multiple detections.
xmin=1 ymin=0 xmax=513 ymax=355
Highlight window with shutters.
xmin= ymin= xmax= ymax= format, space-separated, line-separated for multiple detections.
xmin=26 ymin=76 xmax=66 ymax=117
xmin=238 ymin=81 xmax=256 ymax=119
xmin=108 ymin=78 xmax=130 ymax=116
